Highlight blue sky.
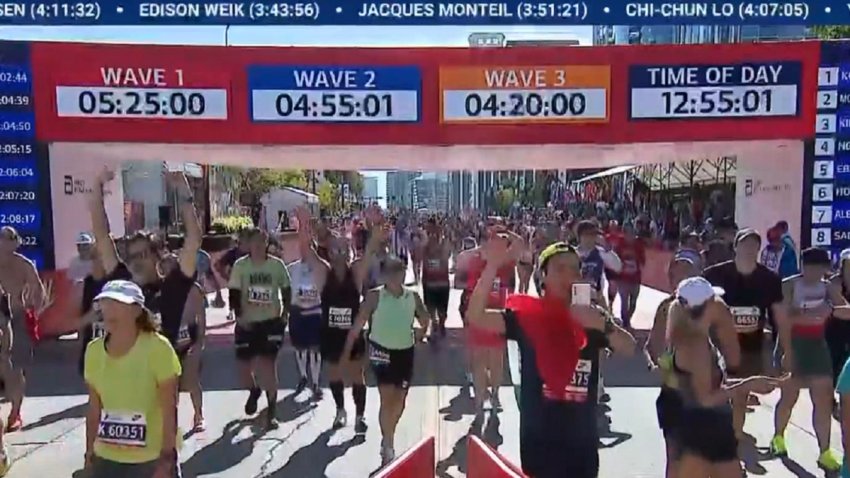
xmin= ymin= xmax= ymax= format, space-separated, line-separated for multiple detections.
xmin=0 ymin=25 xmax=592 ymax=204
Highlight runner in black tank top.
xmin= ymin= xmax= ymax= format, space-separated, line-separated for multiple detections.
xmin=295 ymin=206 xmax=383 ymax=432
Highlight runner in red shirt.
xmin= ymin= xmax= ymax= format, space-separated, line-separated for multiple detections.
xmin=613 ymin=223 xmax=646 ymax=329
xmin=457 ymin=221 xmax=517 ymax=413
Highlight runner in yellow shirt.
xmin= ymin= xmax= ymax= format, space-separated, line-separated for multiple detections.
xmin=83 ymin=280 xmax=182 ymax=478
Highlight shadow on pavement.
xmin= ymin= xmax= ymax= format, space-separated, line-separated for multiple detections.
xmin=439 ymin=386 xmax=475 ymax=422
xmin=739 ymin=434 xmax=771 ymax=476
xmin=181 ymin=418 xmax=258 ymax=477
xmin=435 ymin=411 xmax=503 ymax=478
xmin=21 ymin=402 xmax=86 ymax=431
xmin=266 ymin=429 xmax=366 ymax=477
xmin=182 ymin=392 xmax=316 ymax=477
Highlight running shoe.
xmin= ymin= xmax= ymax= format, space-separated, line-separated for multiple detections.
xmin=244 ymin=388 xmax=261 ymax=416
xmin=4 ymin=415 xmax=20 ymax=433
xmin=354 ymin=416 xmax=368 ymax=434
xmin=818 ymin=449 xmax=841 ymax=472
xmin=266 ymin=416 xmax=280 ymax=431
xmin=380 ymin=445 xmax=396 ymax=466
xmin=295 ymin=378 xmax=308 ymax=395
xmin=0 ymin=445 xmax=10 ymax=477
xmin=490 ymin=391 xmax=502 ymax=411
xmin=192 ymin=416 xmax=206 ymax=433
xmin=333 ymin=409 xmax=347 ymax=429
xmin=769 ymin=435 xmax=787 ymax=456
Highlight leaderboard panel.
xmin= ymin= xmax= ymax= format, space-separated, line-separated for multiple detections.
xmin=0 ymin=42 xmax=50 ymax=270
xmin=807 ymin=42 xmax=850 ymax=261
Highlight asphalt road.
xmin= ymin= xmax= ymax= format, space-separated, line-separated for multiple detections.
xmin=3 ymin=278 xmax=844 ymax=477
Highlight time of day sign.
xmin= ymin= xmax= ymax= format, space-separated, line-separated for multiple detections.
xmin=439 ymin=65 xmax=610 ymax=124
xmin=629 ymin=62 xmax=801 ymax=120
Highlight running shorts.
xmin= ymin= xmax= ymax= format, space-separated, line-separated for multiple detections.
xmin=423 ymin=285 xmax=450 ymax=315
xmin=656 ymin=387 xmax=683 ymax=438
xmin=89 ymin=455 xmax=181 ymax=478
xmin=676 ymin=405 xmax=738 ymax=463
xmin=521 ymin=438 xmax=599 ymax=478
xmin=790 ymin=336 xmax=833 ymax=378
xmin=368 ymin=340 xmax=414 ymax=389
xmin=234 ymin=318 xmax=286 ymax=361
xmin=288 ymin=306 xmax=322 ymax=349
xmin=320 ymin=327 xmax=366 ymax=364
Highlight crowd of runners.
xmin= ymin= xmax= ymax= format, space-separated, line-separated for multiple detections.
xmin=0 ymin=167 xmax=849 ymax=477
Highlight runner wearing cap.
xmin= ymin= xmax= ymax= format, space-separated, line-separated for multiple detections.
xmin=667 ymin=277 xmax=783 ymax=478
xmin=0 ymin=225 xmax=45 ymax=432
xmin=703 ymin=228 xmax=791 ymax=443
xmin=68 ymin=232 xmax=96 ymax=282
xmin=83 ymin=280 xmax=181 ymax=478
xmin=468 ymin=239 xmax=634 ymax=478
xmin=769 ymin=247 xmax=848 ymax=471
xmin=341 ymin=255 xmax=429 ymax=465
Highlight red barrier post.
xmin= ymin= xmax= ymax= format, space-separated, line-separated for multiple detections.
xmin=374 ymin=436 xmax=436 ymax=478
xmin=467 ymin=435 xmax=527 ymax=478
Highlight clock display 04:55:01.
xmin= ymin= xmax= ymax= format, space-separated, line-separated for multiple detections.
xmin=275 ymin=92 xmax=392 ymax=118
xmin=662 ymin=88 xmax=773 ymax=115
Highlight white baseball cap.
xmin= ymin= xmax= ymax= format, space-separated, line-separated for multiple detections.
xmin=76 ymin=232 xmax=95 ymax=245
xmin=94 ymin=280 xmax=146 ymax=307
xmin=676 ymin=277 xmax=724 ymax=308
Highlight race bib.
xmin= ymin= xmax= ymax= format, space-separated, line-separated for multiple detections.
xmin=800 ymin=299 xmax=825 ymax=310
xmin=328 ymin=307 xmax=353 ymax=329
xmin=97 ymin=411 xmax=147 ymax=448
xmin=248 ymin=286 xmax=273 ymax=305
xmin=298 ymin=287 xmax=319 ymax=302
xmin=427 ymin=259 xmax=440 ymax=270
xmin=622 ymin=260 xmax=638 ymax=274
xmin=730 ymin=306 xmax=760 ymax=333
xmin=369 ymin=346 xmax=391 ymax=366
xmin=177 ymin=325 xmax=191 ymax=345
xmin=91 ymin=321 xmax=106 ymax=339
xmin=543 ymin=359 xmax=593 ymax=402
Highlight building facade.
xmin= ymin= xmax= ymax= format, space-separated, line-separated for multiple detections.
xmin=592 ymin=25 xmax=810 ymax=45
xmin=386 ymin=171 xmax=420 ymax=209
xmin=362 ymin=176 xmax=379 ymax=203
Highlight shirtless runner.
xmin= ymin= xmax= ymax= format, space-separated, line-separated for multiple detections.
xmin=0 ymin=226 xmax=47 ymax=431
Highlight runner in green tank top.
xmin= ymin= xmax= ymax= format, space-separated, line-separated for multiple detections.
xmin=342 ymin=255 xmax=429 ymax=466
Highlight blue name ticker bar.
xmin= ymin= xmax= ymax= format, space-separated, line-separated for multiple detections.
xmin=0 ymin=0 xmax=843 ymax=25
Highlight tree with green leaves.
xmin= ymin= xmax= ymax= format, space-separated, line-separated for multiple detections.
xmin=317 ymin=181 xmax=338 ymax=214
xmin=812 ymin=26 xmax=850 ymax=40
xmin=221 ymin=166 xmax=308 ymax=206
